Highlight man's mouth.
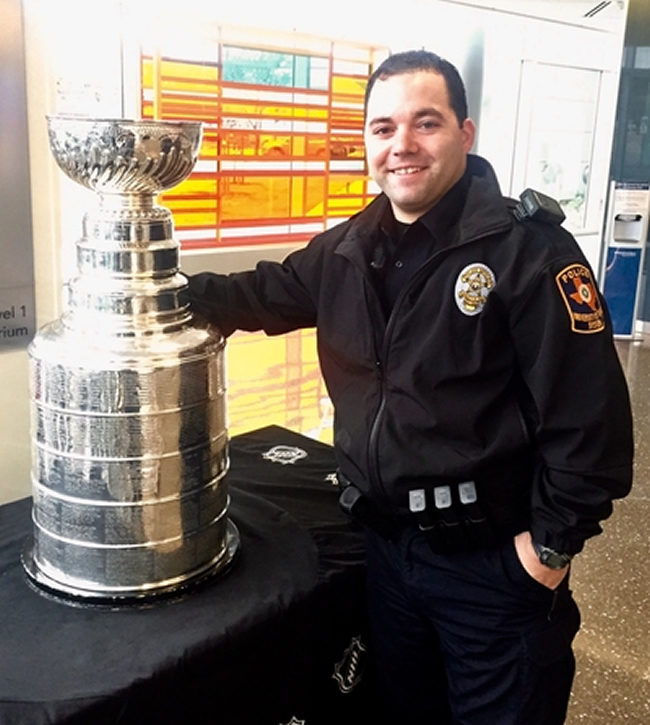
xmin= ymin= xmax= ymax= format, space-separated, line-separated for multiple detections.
xmin=391 ymin=167 xmax=424 ymax=176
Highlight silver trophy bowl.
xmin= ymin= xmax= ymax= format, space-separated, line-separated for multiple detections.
xmin=23 ymin=118 xmax=239 ymax=602
xmin=47 ymin=116 xmax=202 ymax=194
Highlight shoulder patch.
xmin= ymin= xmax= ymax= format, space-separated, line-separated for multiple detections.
xmin=555 ymin=263 xmax=606 ymax=334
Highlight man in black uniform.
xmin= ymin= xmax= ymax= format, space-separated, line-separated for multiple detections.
xmin=182 ymin=51 xmax=634 ymax=724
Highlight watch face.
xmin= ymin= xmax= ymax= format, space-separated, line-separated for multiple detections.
xmin=535 ymin=543 xmax=572 ymax=569
xmin=541 ymin=551 xmax=564 ymax=569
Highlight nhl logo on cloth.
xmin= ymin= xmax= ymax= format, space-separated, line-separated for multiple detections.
xmin=333 ymin=636 xmax=367 ymax=693
xmin=555 ymin=263 xmax=606 ymax=334
xmin=262 ymin=445 xmax=308 ymax=465
xmin=455 ymin=263 xmax=496 ymax=316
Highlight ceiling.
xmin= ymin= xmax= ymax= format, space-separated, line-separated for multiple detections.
xmin=447 ymin=0 xmax=627 ymax=31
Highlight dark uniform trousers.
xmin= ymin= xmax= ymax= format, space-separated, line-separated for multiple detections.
xmin=365 ymin=527 xmax=581 ymax=725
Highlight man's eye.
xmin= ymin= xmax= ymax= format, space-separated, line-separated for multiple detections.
xmin=418 ymin=120 xmax=438 ymax=131
xmin=372 ymin=126 xmax=393 ymax=136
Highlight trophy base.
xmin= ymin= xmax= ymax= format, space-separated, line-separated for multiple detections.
xmin=22 ymin=519 xmax=240 ymax=607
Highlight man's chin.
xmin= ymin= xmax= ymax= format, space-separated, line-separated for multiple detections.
xmin=388 ymin=193 xmax=436 ymax=222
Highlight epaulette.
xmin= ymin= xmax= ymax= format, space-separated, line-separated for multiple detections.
xmin=506 ymin=188 xmax=566 ymax=225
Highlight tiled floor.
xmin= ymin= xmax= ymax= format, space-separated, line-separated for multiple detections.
xmin=226 ymin=329 xmax=649 ymax=723
xmin=566 ymin=339 xmax=650 ymax=724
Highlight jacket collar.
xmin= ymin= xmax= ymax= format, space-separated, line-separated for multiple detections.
xmin=457 ymin=154 xmax=514 ymax=244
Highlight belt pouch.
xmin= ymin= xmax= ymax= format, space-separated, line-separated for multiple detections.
xmin=457 ymin=481 xmax=498 ymax=550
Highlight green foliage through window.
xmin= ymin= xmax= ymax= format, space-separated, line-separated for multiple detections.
xmin=222 ymin=46 xmax=326 ymax=89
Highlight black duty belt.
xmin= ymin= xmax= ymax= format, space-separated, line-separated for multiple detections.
xmin=407 ymin=483 xmax=498 ymax=553
xmin=337 ymin=472 xmax=525 ymax=555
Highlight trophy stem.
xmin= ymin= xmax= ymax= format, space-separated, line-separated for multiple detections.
xmin=98 ymin=190 xmax=158 ymax=211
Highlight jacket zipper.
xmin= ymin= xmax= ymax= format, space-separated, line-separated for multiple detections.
xmin=367 ymin=359 xmax=387 ymax=499
xmin=360 ymin=274 xmax=390 ymax=503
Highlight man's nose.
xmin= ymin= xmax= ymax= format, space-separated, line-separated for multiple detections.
xmin=391 ymin=125 xmax=418 ymax=154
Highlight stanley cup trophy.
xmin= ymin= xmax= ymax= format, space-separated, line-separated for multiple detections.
xmin=22 ymin=117 xmax=239 ymax=602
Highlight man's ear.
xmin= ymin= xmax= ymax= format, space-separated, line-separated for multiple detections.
xmin=461 ymin=118 xmax=476 ymax=153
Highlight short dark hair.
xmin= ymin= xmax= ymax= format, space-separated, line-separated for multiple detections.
xmin=364 ymin=50 xmax=468 ymax=127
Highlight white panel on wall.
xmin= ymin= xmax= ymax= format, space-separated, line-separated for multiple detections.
xmin=0 ymin=0 xmax=36 ymax=504
xmin=0 ymin=0 xmax=36 ymax=351
xmin=511 ymin=62 xmax=603 ymax=233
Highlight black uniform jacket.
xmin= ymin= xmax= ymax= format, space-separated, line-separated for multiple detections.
xmin=185 ymin=155 xmax=633 ymax=555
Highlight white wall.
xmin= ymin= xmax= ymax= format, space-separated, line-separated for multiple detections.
xmin=0 ymin=0 xmax=33 ymax=503
xmin=477 ymin=12 xmax=625 ymax=271
xmin=0 ymin=0 xmax=628 ymax=504
xmin=0 ymin=0 xmax=125 ymax=505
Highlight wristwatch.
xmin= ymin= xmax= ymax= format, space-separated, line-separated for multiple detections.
xmin=532 ymin=541 xmax=573 ymax=570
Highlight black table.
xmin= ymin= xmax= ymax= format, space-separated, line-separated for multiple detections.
xmin=0 ymin=426 xmax=380 ymax=725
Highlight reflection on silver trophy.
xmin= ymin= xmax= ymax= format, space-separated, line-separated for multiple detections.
xmin=22 ymin=117 xmax=239 ymax=601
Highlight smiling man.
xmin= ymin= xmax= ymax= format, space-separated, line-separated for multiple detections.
xmin=183 ymin=50 xmax=633 ymax=724
xmin=364 ymin=68 xmax=475 ymax=222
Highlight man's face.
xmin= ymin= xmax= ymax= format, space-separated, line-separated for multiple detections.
xmin=364 ymin=70 xmax=476 ymax=223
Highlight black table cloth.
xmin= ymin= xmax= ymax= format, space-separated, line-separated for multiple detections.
xmin=0 ymin=426 xmax=380 ymax=725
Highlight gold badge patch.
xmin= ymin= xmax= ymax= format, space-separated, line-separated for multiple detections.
xmin=555 ymin=263 xmax=606 ymax=334
xmin=454 ymin=263 xmax=496 ymax=316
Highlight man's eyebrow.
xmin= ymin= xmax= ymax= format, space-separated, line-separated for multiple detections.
xmin=414 ymin=107 xmax=445 ymax=120
xmin=366 ymin=115 xmax=393 ymax=127
xmin=366 ymin=108 xmax=445 ymax=126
